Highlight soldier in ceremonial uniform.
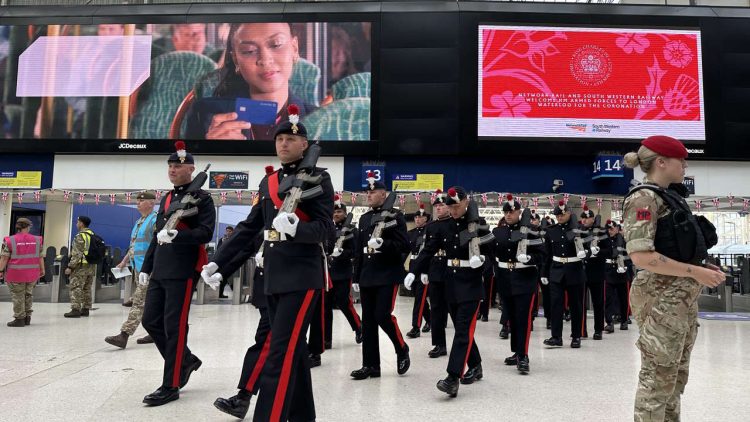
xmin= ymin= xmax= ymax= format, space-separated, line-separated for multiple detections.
xmin=622 ymin=135 xmax=723 ymax=421
xmin=202 ymin=105 xmax=334 ymax=421
xmin=601 ymin=220 xmax=630 ymax=334
xmin=580 ymin=206 xmax=606 ymax=340
xmin=426 ymin=190 xmax=451 ymax=358
xmin=493 ymin=195 xmax=544 ymax=375
xmin=140 ymin=142 xmax=215 ymax=406
xmin=350 ymin=173 xmax=410 ymax=380
xmin=407 ymin=187 xmax=490 ymax=397
xmin=406 ymin=204 xmax=431 ymax=338
xmin=542 ymin=200 xmax=587 ymax=349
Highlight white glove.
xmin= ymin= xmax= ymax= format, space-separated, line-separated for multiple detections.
xmin=404 ymin=273 xmax=415 ymax=290
xmin=157 ymin=229 xmax=178 ymax=244
xmin=420 ymin=274 xmax=429 ymax=285
xmin=332 ymin=247 xmax=343 ymax=257
xmin=254 ymin=251 xmax=264 ymax=268
xmin=516 ymin=254 xmax=531 ymax=264
xmin=617 ymin=267 xmax=627 ymax=274
xmin=202 ymin=262 xmax=218 ymax=277
xmin=469 ymin=255 xmax=485 ymax=269
xmin=352 ymin=283 xmax=360 ymax=293
xmin=138 ymin=272 xmax=150 ymax=286
xmin=540 ymin=277 xmax=549 ymax=285
xmin=273 ymin=212 xmax=299 ymax=237
xmin=591 ymin=246 xmax=601 ymax=256
xmin=367 ymin=238 xmax=383 ymax=250
xmin=577 ymin=250 xmax=587 ymax=259
xmin=204 ymin=273 xmax=222 ymax=290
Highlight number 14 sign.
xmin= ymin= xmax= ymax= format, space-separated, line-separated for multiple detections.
xmin=592 ymin=154 xmax=624 ymax=180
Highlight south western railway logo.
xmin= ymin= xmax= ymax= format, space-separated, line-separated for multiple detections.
xmin=570 ymin=45 xmax=612 ymax=87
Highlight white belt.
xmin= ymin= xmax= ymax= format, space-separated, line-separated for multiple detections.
xmin=363 ymin=247 xmax=382 ymax=254
xmin=264 ymin=230 xmax=287 ymax=242
xmin=605 ymin=259 xmax=616 ymax=264
xmin=495 ymin=259 xmax=532 ymax=270
xmin=553 ymin=256 xmax=581 ymax=264
xmin=447 ymin=259 xmax=472 ymax=268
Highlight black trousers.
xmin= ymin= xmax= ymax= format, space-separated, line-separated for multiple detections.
xmin=411 ymin=280 xmax=431 ymax=329
xmin=142 ymin=276 xmax=198 ymax=388
xmin=325 ymin=278 xmax=362 ymax=341
xmin=550 ymin=279 xmax=584 ymax=339
xmin=479 ymin=274 xmax=496 ymax=318
xmin=429 ymin=281 xmax=449 ymax=347
xmin=499 ymin=294 xmax=510 ymax=330
xmin=308 ymin=289 xmax=328 ymax=355
xmin=447 ymin=300 xmax=481 ymax=377
xmin=605 ymin=282 xmax=629 ymax=324
xmin=582 ymin=281 xmax=606 ymax=335
xmin=253 ymin=290 xmax=319 ymax=422
xmin=360 ymin=284 xmax=407 ymax=368
xmin=540 ymin=281 xmax=551 ymax=321
xmin=505 ymin=292 xmax=536 ymax=358
xmin=237 ymin=306 xmax=272 ymax=393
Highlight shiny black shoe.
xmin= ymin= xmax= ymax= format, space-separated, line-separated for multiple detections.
xmin=355 ymin=328 xmax=363 ymax=344
xmin=213 ymin=394 xmax=251 ymax=419
xmin=504 ymin=354 xmax=518 ymax=366
xmin=309 ymin=353 xmax=321 ymax=368
xmin=593 ymin=332 xmax=603 ymax=340
xmin=397 ymin=345 xmax=410 ymax=375
xmin=499 ymin=328 xmax=509 ymax=339
xmin=180 ymin=355 xmax=202 ymax=389
xmin=480 ymin=315 xmax=489 ymax=322
xmin=406 ymin=327 xmax=420 ymax=338
xmin=422 ymin=323 xmax=431 ymax=333
xmin=143 ymin=387 xmax=179 ymax=406
xmin=543 ymin=337 xmax=563 ymax=347
xmin=620 ymin=322 xmax=629 ymax=330
xmin=350 ymin=367 xmax=381 ymax=380
xmin=517 ymin=356 xmax=530 ymax=375
xmin=428 ymin=345 xmax=447 ymax=358
xmin=436 ymin=375 xmax=459 ymax=398
xmin=604 ymin=324 xmax=615 ymax=333
xmin=460 ymin=364 xmax=483 ymax=385
xmin=571 ymin=338 xmax=581 ymax=348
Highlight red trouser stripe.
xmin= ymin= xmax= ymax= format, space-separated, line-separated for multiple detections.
xmin=245 ymin=332 xmax=272 ymax=392
xmin=270 ymin=290 xmax=315 ymax=422
xmin=390 ymin=284 xmax=406 ymax=348
xmin=461 ymin=303 xmax=481 ymax=377
xmin=564 ymin=291 xmax=568 ymax=308
xmin=416 ymin=284 xmax=429 ymax=326
xmin=348 ymin=280 xmax=362 ymax=329
xmin=320 ymin=289 xmax=326 ymax=353
xmin=172 ymin=278 xmax=194 ymax=388
xmin=524 ymin=292 xmax=537 ymax=355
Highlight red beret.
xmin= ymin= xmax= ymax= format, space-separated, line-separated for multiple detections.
xmin=641 ymin=135 xmax=688 ymax=159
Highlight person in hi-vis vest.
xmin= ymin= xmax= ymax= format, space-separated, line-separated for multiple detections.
xmin=64 ymin=216 xmax=97 ymax=318
xmin=0 ymin=217 xmax=45 ymax=327
xmin=105 ymin=191 xmax=158 ymax=349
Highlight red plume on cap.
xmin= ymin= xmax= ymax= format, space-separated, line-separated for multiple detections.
xmin=435 ymin=189 xmax=442 ymax=194
xmin=419 ymin=203 xmax=425 ymax=210
xmin=448 ymin=188 xmax=457 ymax=196
xmin=367 ymin=171 xmax=375 ymax=178
xmin=606 ymin=219 xmax=613 ymax=225
xmin=287 ymin=104 xmax=300 ymax=116
xmin=506 ymin=194 xmax=513 ymax=201
xmin=583 ymin=205 xmax=589 ymax=211
xmin=334 ymin=194 xmax=341 ymax=201
xmin=559 ymin=200 xmax=565 ymax=206
xmin=265 ymin=165 xmax=274 ymax=175
xmin=174 ymin=141 xmax=186 ymax=151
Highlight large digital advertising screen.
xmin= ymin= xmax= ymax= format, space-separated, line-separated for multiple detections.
xmin=478 ymin=25 xmax=705 ymax=142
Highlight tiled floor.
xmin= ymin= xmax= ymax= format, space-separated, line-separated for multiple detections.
xmin=0 ymin=297 xmax=747 ymax=421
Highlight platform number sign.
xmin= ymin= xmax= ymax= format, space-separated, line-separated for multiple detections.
xmin=592 ymin=155 xmax=624 ymax=180
xmin=361 ymin=165 xmax=385 ymax=188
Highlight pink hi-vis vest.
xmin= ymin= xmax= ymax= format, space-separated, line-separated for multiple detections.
xmin=4 ymin=233 xmax=42 ymax=283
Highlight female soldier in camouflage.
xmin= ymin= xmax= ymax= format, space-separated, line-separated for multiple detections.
xmin=622 ymin=135 xmax=724 ymax=422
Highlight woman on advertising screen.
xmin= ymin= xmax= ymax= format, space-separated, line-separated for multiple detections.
xmin=185 ymin=22 xmax=315 ymax=141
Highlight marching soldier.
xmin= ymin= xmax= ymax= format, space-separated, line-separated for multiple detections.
xmin=202 ymin=105 xmax=334 ymax=421
xmin=542 ymin=200 xmax=587 ymax=349
xmin=493 ymin=195 xmax=545 ymax=375
xmin=350 ymin=172 xmax=410 ymax=381
xmin=406 ymin=204 xmax=431 ymax=338
xmin=407 ymin=187 xmax=490 ymax=397
xmin=105 ymin=191 xmax=158 ymax=348
xmin=622 ymin=135 xmax=723 ymax=421
xmin=140 ymin=142 xmax=214 ymax=406
xmin=426 ymin=190 xmax=451 ymax=358
xmin=580 ymin=206 xmax=606 ymax=340
xmin=602 ymin=220 xmax=630 ymax=333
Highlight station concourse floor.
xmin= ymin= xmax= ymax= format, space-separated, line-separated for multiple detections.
xmin=0 ymin=296 xmax=747 ymax=422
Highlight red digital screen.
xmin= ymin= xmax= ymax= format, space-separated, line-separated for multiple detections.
xmin=478 ymin=25 xmax=705 ymax=141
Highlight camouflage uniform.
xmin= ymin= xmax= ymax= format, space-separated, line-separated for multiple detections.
xmin=623 ymin=178 xmax=703 ymax=422
xmin=68 ymin=230 xmax=96 ymax=311
xmin=2 ymin=242 xmax=41 ymax=319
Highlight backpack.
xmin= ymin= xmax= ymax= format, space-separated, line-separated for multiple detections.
xmin=82 ymin=231 xmax=107 ymax=264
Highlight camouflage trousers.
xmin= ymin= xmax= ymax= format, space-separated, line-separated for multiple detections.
xmin=630 ymin=272 xmax=701 ymax=422
xmin=69 ymin=264 xmax=96 ymax=310
xmin=121 ymin=272 xmax=149 ymax=336
xmin=8 ymin=282 xmax=36 ymax=319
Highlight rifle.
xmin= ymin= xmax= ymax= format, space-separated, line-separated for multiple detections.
xmin=565 ymin=213 xmax=587 ymax=258
xmin=511 ymin=208 xmax=545 ymax=261
xmin=160 ymin=163 xmax=211 ymax=244
xmin=275 ymin=142 xmax=325 ymax=220
xmin=367 ymin=192 xmax=398 ymax=252
xmin=458 ymin=200 xmax=494 ymax=258
xmin=334 ymin=212 xmax=355 ymax=251
xmin=581 ymin=215 xmax=608 ymax=254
